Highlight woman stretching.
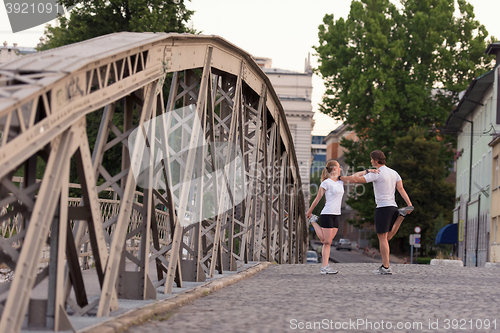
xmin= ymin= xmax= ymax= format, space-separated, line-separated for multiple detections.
xmin=306 ymin=160 xmax=343 ymax=274
xmin=307 ymin=160 xmax=375 ymax=274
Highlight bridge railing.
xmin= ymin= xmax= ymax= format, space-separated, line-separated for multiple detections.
xmin=1 ymin=177 xmax=173 ymax=268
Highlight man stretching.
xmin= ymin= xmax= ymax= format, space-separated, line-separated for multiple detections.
xmin=339 ymin=150 xmax=413 ymax=275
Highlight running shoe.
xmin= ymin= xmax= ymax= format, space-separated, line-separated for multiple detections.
xmin=372 ymin=265 xmax=392 ymax=275
xmin=308 ymin=214 xmax=319 ymax=224
xmin=321 ymin=265 xmax=338 ymax=275
xmin=398 ymin=206 xmax=414 ymax=217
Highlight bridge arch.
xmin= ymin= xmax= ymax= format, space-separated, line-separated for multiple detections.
xmin=0 ymin=32 xmax=307 ymax=332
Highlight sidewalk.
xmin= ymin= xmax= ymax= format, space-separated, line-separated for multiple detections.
xmin=127 ymin=263 xmax=500 ymax=333
xmin=23 ymin=261 xmax=270 ymax=333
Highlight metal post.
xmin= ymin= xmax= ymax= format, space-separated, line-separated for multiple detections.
xmin=476 ymin=194 xmax=481 ymax=266
xmin=411 ymin=244 xmax=414 ymax=264
xmin=465 ymin=120 xmax=474 ymax=266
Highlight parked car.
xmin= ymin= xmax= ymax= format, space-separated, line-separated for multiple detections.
xmin=336 ymin=238 xmax=352 ymax=251
xmin=306 ymin=250 xmax=319 ymax=263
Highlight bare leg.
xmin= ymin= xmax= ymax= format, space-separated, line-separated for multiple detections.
xmin=311 ymin=222 xmax=325 ymax=243
xmin=377 ymin=232 xmax=390 ymax=268
xmin=388 ymin=216 xmax=405 ymax=241
xmin=321 ymin=228 xmax=336 ymax=267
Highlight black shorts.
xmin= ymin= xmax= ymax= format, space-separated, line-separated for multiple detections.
xmin=374 ymin=206 xmax=399 ymax=234
xmin=320 ymin=214 xmax=340 ymax=229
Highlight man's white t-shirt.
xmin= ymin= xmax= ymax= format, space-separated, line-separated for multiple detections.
xmin=320 ymin=178 xmax=344 ymax=215
xmin=363 ymin=165 xmax=402 ymax=208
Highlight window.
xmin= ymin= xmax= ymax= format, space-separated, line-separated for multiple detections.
xmin=481 ymin=110 xmax=485 ymax=132
xmin=489 ymin=97 xmax=494 ymax=125
xmin=481 ymin=160 xmax=484 ymax=185
xmin=485 ymin=101 xmax=489 ymax=129
xmin=487 ymin=150 xmax=492 ymax=188
xmin=495 ymin=156 xmax=499 ymax=189
xmin=475 ymin=162 xmax=478 ymax=186
xmin=461 ymin=174 xmax=465 ymax=195
xmin=494 ymin=217 xmax=499 ymax=245
xmin=484 ymin=108 xmax=488 ymax=132
xmin=311 ymin=136 xmax=325 ymax=145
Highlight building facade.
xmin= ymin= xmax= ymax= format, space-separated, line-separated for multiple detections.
xmin=445 ymin=43 xmax=500 ymax=266
xmin=0 ymin=42 xmax=37 ymax=64
xmin=324 ymin=123 xmax=358 ymax=164
xmin=489 ymin=134 xmax=500 ymax=262
xmin=256 ymin=57 xmax=314 ymax=203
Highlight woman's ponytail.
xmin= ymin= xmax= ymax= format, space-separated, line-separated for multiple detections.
xmin=321 ymin=160 xmax=338 ymax=182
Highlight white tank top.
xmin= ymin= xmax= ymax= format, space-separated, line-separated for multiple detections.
xmin=320 ymin=178 xmax=344 ymax=215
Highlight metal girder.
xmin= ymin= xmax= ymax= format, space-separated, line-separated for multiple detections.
xmin=97 ymin=80 xmax=159 ymax=316
xmin=0 ymin=120 xmax=79 ymax=332
xmin=0 ymin=33 xmax=307 ymax=332
xmin=247 ymin=86 xmax=267 ymax=261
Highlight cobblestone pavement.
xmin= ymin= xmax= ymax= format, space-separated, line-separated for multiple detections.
xmin=127 ymin=263 xmax=500 ymax=333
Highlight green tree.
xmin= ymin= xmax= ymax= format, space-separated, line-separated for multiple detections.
xmin=387 ymin=127 xmax=455 ymax=253
xmin=314 ymin=0 xmax=495 ymax=241
xmin=315 ymin=0 xmax=494 ymax=148
xmin=39 ymin=0 xmax=194 ymax=50
xmin=37 ymin=1 xmax=194 ymax=187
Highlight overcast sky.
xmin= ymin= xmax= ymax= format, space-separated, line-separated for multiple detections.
xmin=1 ymin=0 xmax=499 ymax=135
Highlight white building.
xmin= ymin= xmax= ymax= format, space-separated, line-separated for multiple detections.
xmin=445 ymin=42 xmax=500 ymax=266
xmin=256 ymin=56 xmax=314 ymax=203
xmin=0 ymin=42 xmax=37 ymax=64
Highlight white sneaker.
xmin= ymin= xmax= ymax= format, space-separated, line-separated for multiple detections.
xmin=398 ymin=206 xmax=414 ymax=217
xmin=372 ymin=265 xmax=392 ymax=275
xmin=308 ymin=214 xmax=318 ymax=225
xmin=321 ymin=265 xmax=338 ymax=275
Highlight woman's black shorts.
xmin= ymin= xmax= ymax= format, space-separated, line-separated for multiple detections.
xmin=319 ymin=214 xmax=340 ymax=229
xmin=374 ymin=206 xmax=399 ymax=233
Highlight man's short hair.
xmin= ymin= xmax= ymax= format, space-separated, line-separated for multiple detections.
xmin=370 ymin=150 xmax=386 ymax=165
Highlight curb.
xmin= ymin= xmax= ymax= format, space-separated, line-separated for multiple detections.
xmin=430 ymin=259 xmax=464 ymax=267
xmin=79 ymin=261 xmax=273 ymax=333
xmin=485 ymin=262 xmax=500 ymax=268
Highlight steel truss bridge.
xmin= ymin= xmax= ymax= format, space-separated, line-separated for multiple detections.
xmin=0 ymin=33 xmax=308 ymax=332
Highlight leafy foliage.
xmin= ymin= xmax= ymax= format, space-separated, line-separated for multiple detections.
xmin=39 ymin=0 xmax=195 ymax=50
xmin=388 ymin=127 xmax=455 ymax=250
xmin=345 ymin=181 xmax=375 ymax=229
xmin=314 ymin=0 xmax=495 ymax=253
xmin=315 ymin=0 xmax=495 ymax=150
xmin=37 ymin=2 xmax=194 ymax=190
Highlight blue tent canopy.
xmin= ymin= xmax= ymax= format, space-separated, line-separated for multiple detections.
xmin=435 ymin=223 xmax=458 ymax=244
